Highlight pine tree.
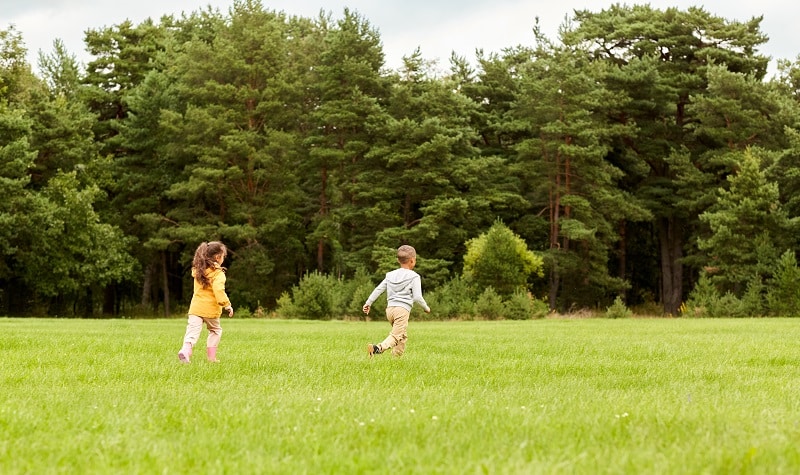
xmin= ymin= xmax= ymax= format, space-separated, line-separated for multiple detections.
xmin=510 ymin=42 xmax=649 ymax=310
xmin=698 ymin=149 xmax=792 ymax=294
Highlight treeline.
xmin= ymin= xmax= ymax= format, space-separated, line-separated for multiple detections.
xmin=2 ymin=0 xmax=800 ymax=317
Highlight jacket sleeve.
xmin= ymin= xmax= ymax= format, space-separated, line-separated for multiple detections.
xmin=365 ymin=278 xmax=388 ymax=306
xmin=411 ymin=275 xmax=430 ymax=312
xmin=212 ymin=272 xmax=232 ymax=308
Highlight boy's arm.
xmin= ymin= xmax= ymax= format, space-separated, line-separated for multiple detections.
xmin=363 ymin=279 xmax=387 ymax=314
xmin=411 ymin=276 xmax=431 ymax=313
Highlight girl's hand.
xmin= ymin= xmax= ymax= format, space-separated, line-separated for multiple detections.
xmin=224 ymin=306 xmax=234 ymax=317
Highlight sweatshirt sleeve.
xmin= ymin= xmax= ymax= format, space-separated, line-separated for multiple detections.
xmin=411 ymin=275 xmax=430 ymax=312
xmin=212 ymin=271 xmax=231 ymax=308
xmin=365 ymin=278 xmax=388 ymax=306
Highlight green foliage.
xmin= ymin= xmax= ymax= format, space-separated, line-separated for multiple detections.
xmin=766 ymin=250 xmax=800 ymax=317
xmin=684 ymin=272 xmax=719 ymax=318
xmin=3 ymin=5 xmax=800 ymax=318
xmin=277 ymin=272 xmax=332 ymax=319
xmin=463 ymin=220 xmax=543 ymax=297
xmin=605 ymin=296 xmax=633 ymax=319
xmin=698 ymin=150 xmax=790 ymax=294
xmin=276 ymin=269 xmax=372 ymax=319
xmin=474 ymin=286 xmax=504 ymax=320
xmin=502 ymin=291 xmax=540 ymax=320
xmin=423 ymin=275 xmax=474 ymax=320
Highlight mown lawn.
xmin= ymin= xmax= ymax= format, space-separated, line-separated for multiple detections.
xmin=2 ymin=317 xmax=800 ymax=474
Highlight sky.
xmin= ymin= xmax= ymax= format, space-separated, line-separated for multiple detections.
xmin=2 ymin=0 xmax=799 ymax=76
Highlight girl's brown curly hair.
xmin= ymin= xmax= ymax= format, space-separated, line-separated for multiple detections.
xmin=192 ymin=241 xmax=227 ymax=288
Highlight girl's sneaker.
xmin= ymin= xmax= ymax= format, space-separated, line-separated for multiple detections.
xmin=367 ymin=344 xmax=382 ymax=357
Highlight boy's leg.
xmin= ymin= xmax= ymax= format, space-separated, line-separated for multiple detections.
xmin=379 ymin=307 xmax=409 ymax=356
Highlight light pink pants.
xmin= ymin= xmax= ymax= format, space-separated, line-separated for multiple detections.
xmin=379 ymin=307 xmax=409 ymax=357
xmin=182 ymin=315 xmax=222 ymax=348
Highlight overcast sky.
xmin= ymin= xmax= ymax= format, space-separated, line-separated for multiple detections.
xmin=3 ymin=0 xmax=798 ymax=75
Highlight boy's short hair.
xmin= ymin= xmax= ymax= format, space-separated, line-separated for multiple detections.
xmin=397 ymin=245 xmax=416 ymax=264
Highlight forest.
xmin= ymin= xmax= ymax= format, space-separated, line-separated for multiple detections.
xmin=2 ymin=0 xmax=800 ymax=318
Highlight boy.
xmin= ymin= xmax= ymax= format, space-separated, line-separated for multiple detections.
xmin=363 ymin=245 xmax=431 ymax=357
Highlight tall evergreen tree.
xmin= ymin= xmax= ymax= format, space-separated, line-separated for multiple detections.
xmin=153 ymin=0 xmax=307 ymax=308
xmin=698 ymin=149 xmax=793 ymax=293
xmin=358 ymin=50 xmax=525 ymax=284
xmin=510 ymin=41 xmax=650 ymax=310
xmin=562 ymin=4 xmax=770 ymax=313
xmin=301 ymin=8 xmax=389 ymax=275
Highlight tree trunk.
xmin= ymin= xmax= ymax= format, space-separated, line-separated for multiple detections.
xmin=618 ymin=220 xmax=627 ymax=298
xmin=162 ymin=251 xmax=170 ymax=317
xmin=103 ymin=285 xmax=116 ymax=316
xmin=548 ymin=259 xmax=560 ymax=311
xmin=317 ymin=167 xmax=328 ymax=271
xmin=659 ymin=216 xmax=683 ymax=315
xmin=141 ymin=263 xmax=153 ymax=307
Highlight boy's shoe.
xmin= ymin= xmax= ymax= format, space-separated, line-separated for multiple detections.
xmin=367 ymin=344 xmax=382 ymax=357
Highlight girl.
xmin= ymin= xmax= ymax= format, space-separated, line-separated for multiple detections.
xmin=178 ymin=241 xmax=234 ymax=363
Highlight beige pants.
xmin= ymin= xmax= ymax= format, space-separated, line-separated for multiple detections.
xmin=183 ymin=314 xmax=222 ymax=348
xmin=379 ymin=307 xmax=409 ymax=357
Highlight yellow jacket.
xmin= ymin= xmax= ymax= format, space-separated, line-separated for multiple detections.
xmin=188 ymin=264 xmax=231 ymax=319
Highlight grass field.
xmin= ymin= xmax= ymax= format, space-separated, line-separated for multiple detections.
xmin=2 ymin=317 xmax=800 ymax=474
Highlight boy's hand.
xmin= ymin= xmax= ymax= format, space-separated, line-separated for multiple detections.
xmin=362 ymin=304 xmax=371 ymax=315
xmin=425 ymin=308 xmax=431 ymax=313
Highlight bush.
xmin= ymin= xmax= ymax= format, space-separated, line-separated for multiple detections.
xmin=463 ymin=220 xmax=543 ymax=297
xmin=684 ymin=272 xmax=718 ymax=317
xmin=502 ymin=291 xmax=534 ymax=320
xmin=474 ymin=287 xmax=503 ymax=320
xmin=766 ymin=250 xmax=800 ymax=317
xmin=712 ymin=291 xmax=749 ymax=318
xmin=605 ymin=296 xmax=632 ymax=319
xmin=344 ymin=268 xmax=377 ymax=319
xmin=424 ymin=276 xmax=475 ymax=320
xmin=276 ymin=271 xmax=340 ymax=319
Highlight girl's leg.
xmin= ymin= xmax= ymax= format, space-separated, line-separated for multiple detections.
xmin=179 ymin=315 xmax=203 ymax=362
xmin=205 ymin=318 xmax=223 ymax=361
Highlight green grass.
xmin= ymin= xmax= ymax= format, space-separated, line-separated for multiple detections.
xmin=2 ymin=317 xmax=800 ymax=474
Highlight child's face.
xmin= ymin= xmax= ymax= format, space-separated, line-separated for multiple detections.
xmin=215 ymin=253 xmax=226 ymax=264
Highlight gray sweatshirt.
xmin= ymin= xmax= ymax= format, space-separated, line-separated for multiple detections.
xmin=365 ymin=268 xmax=430 ymax=312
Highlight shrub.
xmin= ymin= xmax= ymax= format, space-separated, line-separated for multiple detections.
xmin=276 ymin=271 xmax=338 ymax=319
xmin=463 ymin=220 xmax=543 ymax=297
xmin=684 ymin=272 xmax=718 ymax=317
xmin=474 ymin=287 xmax=503 ymax=320
xmin=424 ymin=276 xmax=475 ymax=320
xmin=530 ymin=296 xmax=550 ymax=319
xmin=605 ymin=296 xmax=632 ymax=319
xmin=502 ymin=291 xmax=534 ymax=320
xmin=712 ymin=291 xmax=748 ymax=318
xmin=766 ymin=250 xmax=800 ymax=317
